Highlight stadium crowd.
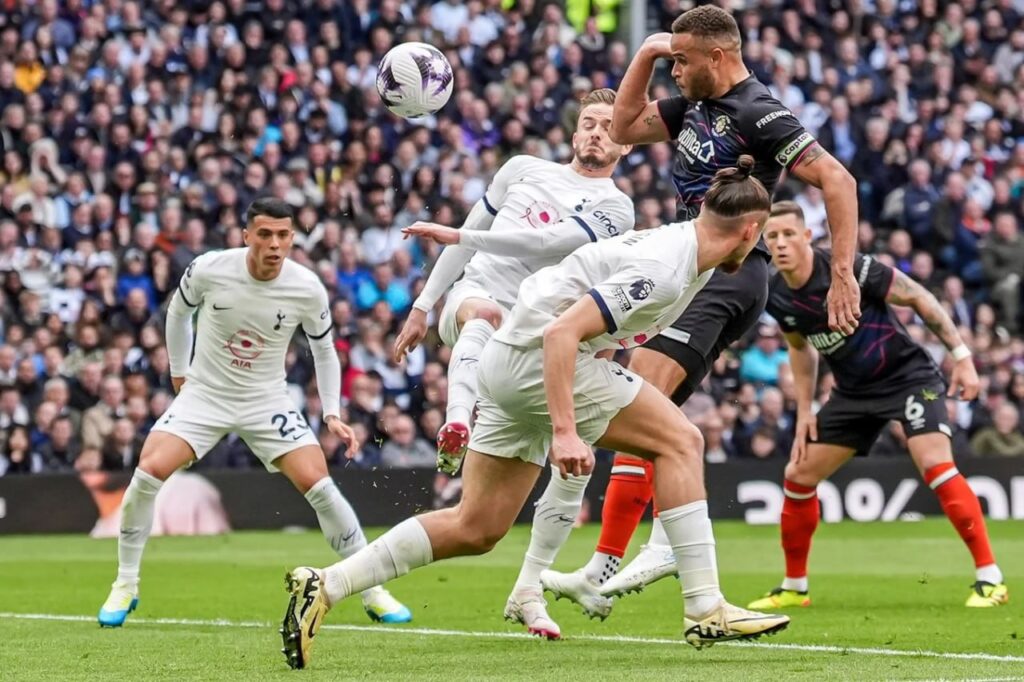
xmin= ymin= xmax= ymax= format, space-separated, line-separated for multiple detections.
xmin=2 ymin=0 xmax=1024 ymax=477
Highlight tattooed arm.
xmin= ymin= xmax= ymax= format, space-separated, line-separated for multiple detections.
xmin=609 ymin=33 xmax=673 ymax=145
xmin=885 ymin=270 xmax=980 ymax=399
xmin=788 ymin=142 xmax=861 ymax=335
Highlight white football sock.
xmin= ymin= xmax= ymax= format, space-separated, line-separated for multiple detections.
xmin=323 ymin=517 xmax=433 ymax=606
xmin=659 ymin=500 xmax=723 ymax=617
xmin=976 ymin=564 xmax=1003 ymax=585
xmin=648 ymin=515 xmax=669 ymax=546
xmin=116 ymin=468 xmax=163 ymax=586
xmin=582 ymin=552 xmax=621 ymax=585
xmin=514 ymin=467 xmax=590 ymax=592
xmin=305 ymin=476 xmax=368 ymax=557
xmin=781 ymin=576 xmax=809 ymax=593
xmin=446 ymin=319 xmax=494 ymax=426
xmin=306 ymin=477 xmax=392 ymax=602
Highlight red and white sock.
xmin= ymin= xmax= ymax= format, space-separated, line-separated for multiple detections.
xmin=924 ymin=462 xmax=1002 ymax=584
xmin=584 ymin=455 xmax=653 ymax=584
xmin=780 ymin=480 xmax=819 ymax=593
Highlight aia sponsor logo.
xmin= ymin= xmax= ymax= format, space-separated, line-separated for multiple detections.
xmin=225 ymin=329 xmax=265 ymax=369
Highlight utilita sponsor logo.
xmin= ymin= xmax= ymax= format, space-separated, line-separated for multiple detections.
xmin=737 ymin=476 xmax=1024 ymax=524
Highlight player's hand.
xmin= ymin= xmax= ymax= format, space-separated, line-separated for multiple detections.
xmin=790 ymin=411 xmax=818 ymax=465
xmin=550 ymin=431 xmax=594 ymax=480
xmin=325 ymin=416 xmax=359 ymax=458
xmin=402 ymin=222 xmax=461 ymax=246
xmin=641 ymin=32 xmax=673 ymax=60
xmin=948 ymin=357 xmax=980 ymax=401
xmin=171 ymin=376 xmax=186 ymax=394
xmin=394 ymin=308 xmax=428 ymax=362
xmin=827 ymin=270 xmax=862 ymax=336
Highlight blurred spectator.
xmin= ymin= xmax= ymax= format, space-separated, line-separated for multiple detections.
xmin=970 ymin=403 xmax=1024 ymax=457
xmin=380 ymin=414 xmax=435 ymax=468
xmin=740 ymin=324 xmax=789 ymax=387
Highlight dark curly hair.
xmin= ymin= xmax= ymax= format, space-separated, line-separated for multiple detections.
xmin=671 ymin=5 xmax=741 ymax=48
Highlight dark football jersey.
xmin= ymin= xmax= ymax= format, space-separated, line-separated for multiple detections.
xmin=657 ymin=75 xmax=815 ymax=220
xmin=767 ymin=249 xmax=944 ymax=397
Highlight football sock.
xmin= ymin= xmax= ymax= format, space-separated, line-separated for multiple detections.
xmin=323 ymin=517 xmax=433 ymax=607
xmin=648 ymin=515 xmax=669 ymax=546
xmin=305 ymin=476 xmax=368 ymax=557
xmin=514 ymin=467 xmax=590 ymax=592
xmin=659 ymin=500 xmax=723 ymax=617
xmin=582 ymin=552 xmax=621 ymax=586
xmin=446 ymin=319 xmax=494 ymax=426
xmin=924 ymin=462 xmax=1001 ymax=582
xmin=595 ymin=455 xmax=654 ymax=558
xmin=781 ymin=480 xmax=819 ymax=592
xmin=116 ymin=468 xmax=163 ymax=586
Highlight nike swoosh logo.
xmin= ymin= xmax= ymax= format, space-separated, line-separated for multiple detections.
xmin=212 ymin=304 xmax=231 ymax=310
xmin=307 ymin=611 xmax=319 ymax=639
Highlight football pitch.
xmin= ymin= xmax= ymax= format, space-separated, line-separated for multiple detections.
xmin=1 ymin=519 xmax=1020 ymax=681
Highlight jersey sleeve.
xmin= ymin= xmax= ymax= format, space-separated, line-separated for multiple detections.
xmin=300 ymin=279 xmax=333 ymax=340
xmin=855 ymin=254 xmax=895 ymax=302
xmin=482 ymin=155 xmax=530 ymax=216
xmin=656 ymin=96 xmax=690 ymax=139
xmin=176 ymin=252 xmax=214 ymax=308
xmin=739 ymin=94 xmax=816 ymax=170
xmin=587 ymin=262 xmax=679 ymax=334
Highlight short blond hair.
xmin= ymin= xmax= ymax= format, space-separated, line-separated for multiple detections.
xmin=579 ymin=88 xmax=616 ymax=110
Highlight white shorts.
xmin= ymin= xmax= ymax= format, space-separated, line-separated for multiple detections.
xmin=470 ymin=341 xmax=643 ymax=467
xmin=150 ymin=383 xmax=319 ymax=472
xmin=438 ymin=281 xmax=511 ymax=347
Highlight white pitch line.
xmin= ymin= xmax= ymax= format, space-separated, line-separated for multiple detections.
xmin=3 ymin=612 xmax=1023 ymax=665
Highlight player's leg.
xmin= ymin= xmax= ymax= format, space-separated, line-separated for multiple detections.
xmin=280 ymin=451 xmax=541 ymax=668
xmin=99 ymin=385 xmax=225 ymax=627
xmin=902 ymin=391 xmax=1007 ymax=607
xmin=98 ymin=431 xmax=196 ymax=627
xmin=586 ymin=347 xmax=689 ymax=599
xmin=273 ymin=444 xmax=411 ymax=623
xmin=509 ymin=464 xmax=605 ymax=624
xmin=540 ymin=348 xmax=678 ymax=609
xmin=595 ymin=380 xmax=789 ymax=648
xmin=436 ymin=292 xmax=505 ymax=471
xmin=747 ymin=441 xmax=855 ymax=609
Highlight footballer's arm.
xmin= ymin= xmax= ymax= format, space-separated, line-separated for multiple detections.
xmin=788 ymin=144 xmax=861 ymax=335
xmin=883 ymin=270 xmax=980 ymax=400
xmin=542 ymin=296 xmax=608 ymax=479
xmin=783 ymin=330 xmax=819 ymax=462
xmin=609 ymin=34 xmax=673 ymax=145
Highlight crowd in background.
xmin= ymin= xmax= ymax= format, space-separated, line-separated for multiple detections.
xmin=2 ymin=0 xmax=1024 ymax=476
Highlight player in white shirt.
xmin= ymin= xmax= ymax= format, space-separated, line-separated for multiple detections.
xmin=278 ymin=158 xmax=789 ymax=669
xmin=97 ymin=198 xmax=410 ymax=628
xmin=393 ymin=89 xmax=635 ymax=474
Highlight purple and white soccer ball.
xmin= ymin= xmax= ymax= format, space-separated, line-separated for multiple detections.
xmin=376 ymin=42 xmax=454 ymax=119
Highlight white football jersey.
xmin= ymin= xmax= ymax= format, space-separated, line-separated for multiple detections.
xmin=176 ymin=248 xmax=332 ymax=396
xmin=459 ymin=156 xmax=635 ymax=308
xmin=495 ymin=221 xmax=714 ymax=354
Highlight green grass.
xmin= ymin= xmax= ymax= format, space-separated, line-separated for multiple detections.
xmin=1 ymin=520 xmax=1021 ymax=680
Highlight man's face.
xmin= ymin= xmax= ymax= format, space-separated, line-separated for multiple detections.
xmin=243 ymin=215 xmax=294 ymax=272
xmin=717 ymin=217 xmax=765 ymax=274
xmin=669 ymin=33 xmax=721 ymax=101
xmin=764 ymin=213 xmax=812 ymax=274
xmin=571 ymin=102 xmax=628 ymax=170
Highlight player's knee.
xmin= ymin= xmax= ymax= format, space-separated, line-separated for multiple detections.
xmin=462 ymin=524 xmax=506 ymax=555
xmin=663 ymin=421 xmax=704 ymax=462
xmin=468 ymin=304 xmax=503 ymax=330
xmin=784 ymin=460 xmax=820 ymax=487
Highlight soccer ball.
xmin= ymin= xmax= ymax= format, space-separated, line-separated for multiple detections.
xmin=376 ymin=42 xmax=454 ymax=119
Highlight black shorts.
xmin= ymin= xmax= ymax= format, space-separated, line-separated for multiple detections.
xmin=814 ymin=380 xmax=951 ymax=455
xmin=642 ymin=251 xmax=770 ymax=405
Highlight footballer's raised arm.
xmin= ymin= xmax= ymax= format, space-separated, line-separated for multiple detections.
xmin=610 ymin=33 xmax=676 ymax=145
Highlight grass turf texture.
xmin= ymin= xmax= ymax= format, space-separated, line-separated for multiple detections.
xmin=1 ymin=519 xmax=1021 ymax=681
